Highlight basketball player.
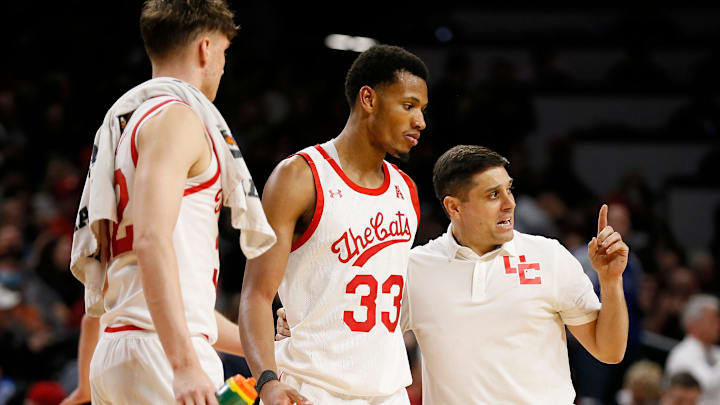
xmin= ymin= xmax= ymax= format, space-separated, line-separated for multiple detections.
xmin=66 ymin=1 xmax=274 ymax=404
xmin=277 ymin=146 xmax=630 ymax=404
xmin=238 ymin=45 xmax=429 ymax=405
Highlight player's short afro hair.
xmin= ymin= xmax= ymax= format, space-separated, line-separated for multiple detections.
xmin=344 ymin=45 xmax=429 ymax=109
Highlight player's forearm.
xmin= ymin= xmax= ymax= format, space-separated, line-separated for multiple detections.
xmin=136 ymin=234 xmax=198 ymax=371
xmin=594 ymin=275 xmax=628 ymax=364
xmin=238 ymin=289 xmax=279 ymax=377
xmin=77 ymin=314 xmax=100 ymax=391
xmin=213 ymin=310 xmax=243 ymax=356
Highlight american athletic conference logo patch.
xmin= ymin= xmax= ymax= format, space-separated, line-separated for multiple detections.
xmin=331 ymin=211 xmax=412 ymax=267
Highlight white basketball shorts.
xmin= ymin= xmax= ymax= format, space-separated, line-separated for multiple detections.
xmin=89 ymin=329 xmax=223 ymax=405
xmin=266 ymin=371 xmax=410 ymax=405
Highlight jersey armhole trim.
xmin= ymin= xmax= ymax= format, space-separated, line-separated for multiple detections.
xmin=128 ymin=98 xmax=187 ymax=167
xmin=183 ymin=126 xmax=221 ymax=197
xmin=395 ymin=165 xmax=421 ymax=223
xmin=290 ymin=152 xmax=324 ymax=252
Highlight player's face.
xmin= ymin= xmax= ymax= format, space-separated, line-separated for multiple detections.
xmin=370 ymin=72 xmax=427 ymax=161
xmin=203 ymin=31 xmax=231 ymax=102
xmin=453 ymin=166 xmax=515 ymax=254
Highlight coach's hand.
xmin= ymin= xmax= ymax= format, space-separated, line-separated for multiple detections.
xmin=173 ymin=365 xmax=219 ymax=405
xmin=275 ymin=308 xmax=291 ymax=341
xmin=260 ymin=380 xmax=312 ymax=405
xmin=588 ymin=204 xmax=629 ymax=280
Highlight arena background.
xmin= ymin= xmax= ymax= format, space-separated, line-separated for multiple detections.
xmin=1 ymin=2 xmax=719 ymax=404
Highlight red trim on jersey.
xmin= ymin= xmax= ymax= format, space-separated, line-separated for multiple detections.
xmin=104 ymin=324 xmax=146 ymax=333
xmin=128 ymin=98 xmax=183 ymax=167
xmin=290 ymin=152 xmax=324 ymax=252
xmin=183 ymin=129 xmax=221 ymax=197
xmin=116 ymin=95 xmax=164 ymax=155
xmin=105 ymin=324 xmax=209 ymax=341
xmin=394 ymin=164 xmax=421 ymax=223
xmin=314 ymin=145 xmax=390 ymax=196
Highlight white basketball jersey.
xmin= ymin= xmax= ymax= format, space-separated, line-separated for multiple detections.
xmin=275 ymin=142 xmax=419 ymax=397
xmin=101 ymin=95 xmax=223 ymax=343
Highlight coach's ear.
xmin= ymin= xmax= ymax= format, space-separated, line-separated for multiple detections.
xmin=442 ymin=195 xmax=462 ymax=220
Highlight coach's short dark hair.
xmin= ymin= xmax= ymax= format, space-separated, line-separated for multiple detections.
xmin=344 ymin=45 xmax=429 ymax=109
xmin=433 ymin=145 xmax=509 ymax=202
xmin=140 ymin=0 xmax=238 ymax=59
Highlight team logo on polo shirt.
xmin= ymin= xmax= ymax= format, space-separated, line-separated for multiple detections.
xmin=331 ymin=211 xmax=412 ymax=267
xmin=503 ymin=255 xmax=542 ymax=284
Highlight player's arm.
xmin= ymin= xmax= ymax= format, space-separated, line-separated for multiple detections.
xmin=59 ymin=314 xmax=99 ymax=405
xmin=213 ymin=310 xmax=243 ymax=356
xmin=567 ymin=204 xmax=629 ymax=364
xmin=133 ymin=104 xmax=218 ymax=405
xmin=238 ymin=156 xmax=313 ymax=405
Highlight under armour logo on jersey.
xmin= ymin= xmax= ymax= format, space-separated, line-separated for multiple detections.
xmin=503 ymin=255 xmax=542 ymax=285
xmin=395 ymin=185 xmax=404 ymax=199
xmin=329 ymin=189 xmax=343 ymax=198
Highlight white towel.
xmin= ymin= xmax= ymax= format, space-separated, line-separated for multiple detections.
xmin=70 ymin=77 xmax=276 ymax=316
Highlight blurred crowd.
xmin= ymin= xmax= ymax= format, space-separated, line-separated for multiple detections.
xmin=2 ymin=5 xmax=720 ymax=405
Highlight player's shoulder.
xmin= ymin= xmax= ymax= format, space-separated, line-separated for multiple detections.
xmin=264 ymin=152 xmax=316 ymax=203
xmin=140 ymin=101 xmax=202 ymax=138
xmin=272 ymin=153 xmax=314 ymax=180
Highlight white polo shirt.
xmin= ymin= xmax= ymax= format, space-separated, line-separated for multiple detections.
xmin=401 ymin=226 xmax=601 ymax=405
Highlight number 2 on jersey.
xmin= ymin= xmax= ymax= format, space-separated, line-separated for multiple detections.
xmin=344 ymin=274 xmax=404 ymax=333
xmin=112 ymin=169 xmax=133 ymax=257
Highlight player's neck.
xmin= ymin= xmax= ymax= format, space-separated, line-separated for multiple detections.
xmin=334 ymin=119 xmax=386 ymax=176
xmin=151 ymin=62 xmax=205 ymax=98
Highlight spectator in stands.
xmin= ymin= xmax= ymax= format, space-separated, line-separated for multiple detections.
xmin=665 ymin=294 xmax=720 ymax=405
xmin=661 ymin=372 xmax=702 ymax=405
xmin=617 ymin=360 xmax=663 ymax=405
xmin=646 ymin=266 xmax=699 ymax=341
xmin=689 ymin=250 xmax=718 ymax=296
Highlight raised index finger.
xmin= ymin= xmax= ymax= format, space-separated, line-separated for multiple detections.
xmin=598 ymin=204 xmax=608 ymax=235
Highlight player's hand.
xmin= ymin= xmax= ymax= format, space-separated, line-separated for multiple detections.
xmin=588 ymin=204 xmax=629 ymax=281
xmin=59 ymin=386 xmax=91 ymax=405
xmin=260 ymin=380 xmax=312 ymax=405
xmin=172 ymin=365 xmax=219 ymax=405
xmin=275 ymin=308 xmax=291 ymax=341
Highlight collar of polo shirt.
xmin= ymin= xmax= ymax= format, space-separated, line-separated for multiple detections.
xmin=444 ymin=224 xmax=519 ymax=261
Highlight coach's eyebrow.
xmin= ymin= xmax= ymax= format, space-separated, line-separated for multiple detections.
xmin=483 ymin=178 xmax=513 ymax=193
